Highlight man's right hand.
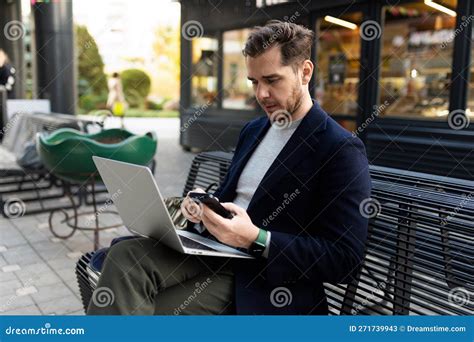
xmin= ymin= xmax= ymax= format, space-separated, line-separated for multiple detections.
xmin=180 ymin=188 xmax=205 ymax=223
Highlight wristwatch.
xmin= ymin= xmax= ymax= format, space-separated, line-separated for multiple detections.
xmin=248 ymin=228 xmax=267 ymax=258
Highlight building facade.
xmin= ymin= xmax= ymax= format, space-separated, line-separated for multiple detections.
xmin=179 ymin=0 xmax=473 ymax=179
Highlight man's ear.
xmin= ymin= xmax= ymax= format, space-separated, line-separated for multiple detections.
xmin=301 ymin=59 xmax=313 ymax=85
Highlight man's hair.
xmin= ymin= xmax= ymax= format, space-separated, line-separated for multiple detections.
xmin=242 ymin=20 xmax=314 ymax=68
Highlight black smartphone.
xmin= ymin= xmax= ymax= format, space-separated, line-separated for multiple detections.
xmin=188 ymin=192 xmax=234 ymax=219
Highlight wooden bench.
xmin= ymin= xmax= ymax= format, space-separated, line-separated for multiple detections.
xmin=75 ymin=151 xmax=473 ymax=315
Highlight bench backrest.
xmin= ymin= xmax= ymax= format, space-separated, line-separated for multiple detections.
xmin=327 ymin=166 xmax=473 ymax=315
xmin=366 ymin=117 xmax=474 ymax=181
xmin=182 ymin=151 xmax=233 ymax=196
xmin=185 ymin=152 xmax=474 ymax=316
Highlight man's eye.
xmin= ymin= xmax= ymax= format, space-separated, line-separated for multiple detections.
xmin=267 ymin=79 xmax=277 ymax=84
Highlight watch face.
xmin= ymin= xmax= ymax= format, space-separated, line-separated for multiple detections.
xmin=250 ymin=241 xmax=265 ymax=257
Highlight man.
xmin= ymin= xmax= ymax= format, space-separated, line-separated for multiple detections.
xmin=87 ymin=20 xmax=370 ymax=315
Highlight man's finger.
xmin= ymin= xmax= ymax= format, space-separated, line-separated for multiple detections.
xmin=181 ymin=202 xmax=190 ymax=216
xmin=188 ymin=217 xmax=201 ymax=224
xmin=187 ymin=188 xmax=205 ymax=196
xmin=182 ymin=206 xmax=200 ymax=223
xmin=181 ymin=199 xmax=203 ymax=222
xmin=186 ymin=199 xmax=202 ymax=213
xmin=201 ymin=205 xmax=227 ymax=225
xmin=220 ymin=202 xmax=245 ymax=215
xmin=201 ymin=215 xmax=220 ymax=238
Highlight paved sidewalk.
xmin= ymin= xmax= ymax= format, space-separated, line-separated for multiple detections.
xmin=0 ymin=117 xmax=196 ymax=315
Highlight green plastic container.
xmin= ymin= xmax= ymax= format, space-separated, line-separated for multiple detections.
xmin=37 ymin=128 xmax=157 ymax=182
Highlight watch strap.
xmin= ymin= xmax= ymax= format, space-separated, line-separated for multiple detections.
xmin=256 ymin=228 xmax=268 ymax=246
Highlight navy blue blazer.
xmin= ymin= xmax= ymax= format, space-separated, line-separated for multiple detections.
xmin=205 ymin=101 xmax=371 ymax=315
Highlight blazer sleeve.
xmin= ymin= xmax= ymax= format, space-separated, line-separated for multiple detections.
xmin=265 ymin=136 xmax=371 ymax=285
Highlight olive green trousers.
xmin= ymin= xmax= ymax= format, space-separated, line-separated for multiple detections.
xmin=86 ymin=237 xmax=234 ymax=315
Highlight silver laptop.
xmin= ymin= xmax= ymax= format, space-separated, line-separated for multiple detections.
xmin=93 ymin=156 xmax=253 ymax=259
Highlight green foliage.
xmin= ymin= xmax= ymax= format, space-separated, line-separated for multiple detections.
xmin=153 ymin=25 xmax=180 ymax=99
xmin=124 ymin=109 xmax=178 ymax=118
xmin=153 ymin=25 xmax=180 ymax=82
xmin=79 ymin=93 xmax=108 ymax=112
xmin=121 ymin=69 xmax=151 ymax=108
xmin=76 ymin=25 xmax=107 ymax=113
xmin=146 ymin=98 xmax=169 ymax=110
xmin=76 ymin=25 xmax=107 ymax=97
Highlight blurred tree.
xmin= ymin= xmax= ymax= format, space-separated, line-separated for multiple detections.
xmin=76 ymin=25 xmax=107 ymax=98
xmin=152 ymin=25 xmax=180 ymax=99
xmin=121 ymin=69 xmax=151 ymax=108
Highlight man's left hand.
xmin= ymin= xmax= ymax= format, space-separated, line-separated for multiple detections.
xmin=201 ymin=202 xmax=259 ymax=249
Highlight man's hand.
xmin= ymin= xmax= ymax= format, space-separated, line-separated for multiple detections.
xmin=180 ymin=188 xmax=205 ymax=223
xmin=201 ymin=202 xmax=259 ymax=249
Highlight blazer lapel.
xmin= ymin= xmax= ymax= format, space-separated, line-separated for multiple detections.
xmin=218 ymin=118 xmax=271 ymax=202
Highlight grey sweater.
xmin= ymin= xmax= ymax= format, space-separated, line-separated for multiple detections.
xmin=196 ymin=117 xmax=303 ymax=257
xmin=232 ymin=117 xmax=303 ymax=257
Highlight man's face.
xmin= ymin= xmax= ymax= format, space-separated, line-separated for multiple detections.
xmin=0 ymin=51 xmax=6 ymax=66
xmin=246 ymin=45 xmax=305 ymax=117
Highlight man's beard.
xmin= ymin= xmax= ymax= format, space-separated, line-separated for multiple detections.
xmin=285 ymin=82 xmax=304 ymax=116
xmin=259 ymin=80 xmax=304 ymax=117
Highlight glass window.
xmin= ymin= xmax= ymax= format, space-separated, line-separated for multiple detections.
xmin=379 ymin=1 xmax=457 ymax=119
xmin=469 ymin=16 xmax=474 ymax=116
xmin=316 ymin=12 xmax=363 ymax=132
xmin=191 ymin=37 xmax=218 ymax=107
xmin=223 ymin=29 xmax=256 ymax=110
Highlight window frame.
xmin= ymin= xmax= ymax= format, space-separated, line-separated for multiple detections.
xmin=310 ymin=3 xmax=368 ymax=132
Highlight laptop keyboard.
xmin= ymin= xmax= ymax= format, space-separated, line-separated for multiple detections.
xmin=179 ymin=235 xmax=217 ymax=251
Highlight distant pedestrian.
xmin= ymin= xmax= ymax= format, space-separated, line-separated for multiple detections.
xmin=107 ymin=72 xmax=127 ymax=127
xmin=0 ymin=49 xmax=16 ymax=99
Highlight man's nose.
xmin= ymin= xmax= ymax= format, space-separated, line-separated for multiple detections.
xmin=256 ymin=84 xmax=270 ymax=100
